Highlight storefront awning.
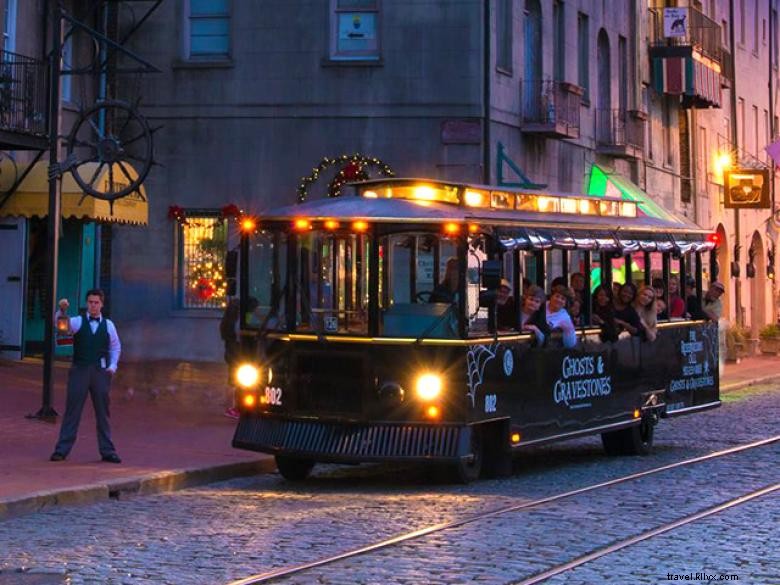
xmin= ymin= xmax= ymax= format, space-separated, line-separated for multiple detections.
xmin=0 ymin=161 xmax=148 ymax=225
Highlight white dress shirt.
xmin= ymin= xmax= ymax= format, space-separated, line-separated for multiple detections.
xmin=56 ymin=311 xmax=122 ymax=371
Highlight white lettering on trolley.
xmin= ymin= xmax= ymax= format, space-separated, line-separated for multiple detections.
xmin=484 ymin=394 xmax=497 ymax=413
xmin=553 ymin=355 xmax=612 ymax=410
xmin=264 ymin=386 xmax=283 ymax=406
xmin=669 ymin=331 xmax=714 ymax=393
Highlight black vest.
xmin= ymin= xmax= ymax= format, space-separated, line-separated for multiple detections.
xmin=73 ymin=316 xmax=109 ymax=366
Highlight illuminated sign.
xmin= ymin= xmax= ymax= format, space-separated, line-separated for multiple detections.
xmin=723 ymin=169 xmax=770 ymax=209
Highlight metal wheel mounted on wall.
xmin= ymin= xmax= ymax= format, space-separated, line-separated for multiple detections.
xmin=65 ymin=100 xmax=154 ymax=201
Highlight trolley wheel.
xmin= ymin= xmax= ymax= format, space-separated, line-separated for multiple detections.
xmin=451 ymin=427 xmax=483 ymax=484
xmin=275 ymin=455 xmax=315 ymax=481
xmin=601 ymin=418 xmax=655 ymax=456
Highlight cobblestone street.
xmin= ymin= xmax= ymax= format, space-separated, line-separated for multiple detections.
xmin=0 ymin=384 xmax=777 ymax=585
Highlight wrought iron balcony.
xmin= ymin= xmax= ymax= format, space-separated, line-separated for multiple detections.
xmin=520 ymin=79 xmax=582 ymax=139
xmin=0 ymin=50 xmax=48 ymax=149
xmin=595 ymin=109 xmax=645 ymax=159
xmin=648 ymin=6 xmax=722 ymax=62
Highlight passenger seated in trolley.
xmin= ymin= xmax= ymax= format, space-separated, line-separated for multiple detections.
xmin=634 ymin=284 xmax=658 ymax=342
xmin=481 ymin=278 xmax=517 ymax=333
xmin=546 ymin=285 xmax=577 ymax=348
xmin=613 ymin=282 xmax=644 ymax=338
xmin=430 ymin=257 xmax=459 ymax=303
xmin=518 ymin=285 xmax=549 ymax=345
xmin=592 ymin=284 xmax=619 ymax=343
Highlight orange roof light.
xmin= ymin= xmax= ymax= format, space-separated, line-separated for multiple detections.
xmin=324 ymin=220 xmax=340 ymax=230
xmin=240 ymin=218 xmax=257 ymax=232
xmin=443 ymin=222 xmax=460 ymax=235
xmin=468 ymin=223 xmax=479 ymax=234
xmin=352 ymin=220 xmax=369 ymax=232
xmin=293 ymin=218 xmax=311 ymax=231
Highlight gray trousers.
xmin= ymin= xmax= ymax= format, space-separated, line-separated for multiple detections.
xmin=54 ymin=364 xmax=116 ymax=457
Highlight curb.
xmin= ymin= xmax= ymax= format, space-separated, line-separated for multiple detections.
xmin=0 ymin=458 xmax=276 ymax=521
xmin=721 ymin=373 xmax=780 ymax=393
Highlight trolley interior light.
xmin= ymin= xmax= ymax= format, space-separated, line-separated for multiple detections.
xmin=464 ymin=189 xmax=487 ymax=207
xmin=619 ymin=201 xmax=638 ymax=218
xmin=560 ymin=198 xmax=578 ymax=214
xmin=363 ymin=190 xmax=378 ymax=199
xmin=236 ymin=364 xmax=261 ymax=388
xmin=414 ymin=186 xmax=436 ymax=201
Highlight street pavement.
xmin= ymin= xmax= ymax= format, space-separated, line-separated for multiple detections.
xmin=0 ymin=371 xmax=776 ymax=584
xmin=0 ymin=353 xmax=778 ymax=522
xmin=0 ymin=357 xmax=274 ymax=519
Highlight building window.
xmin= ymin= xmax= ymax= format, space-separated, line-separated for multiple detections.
xmin=496 ymin=0 xmax=513 ymax=73
xmin=2 ymin=0 xmax=16 ymax=53
xmin=331 ymin=0 xmax=380 ymax=61
xmin=553 ymin=1 xmax=565 ymax=81
xmin=663 ymin=97 xmax=673 ymax=167
xmin=577 ymin=12 xmax=590 ymax=103
xmin=188 ymin=0 xmax=230 ymax=59
xmin=177 ymin=212 xmax=229 ymax=309
xmin=61 ymin=33 xmax=73 ymax=102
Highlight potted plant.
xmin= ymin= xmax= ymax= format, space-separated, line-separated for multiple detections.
xmin=725 ymin=325 xmax=749 ymax=362
xmin=759 ymin=323 xmax=780 ymax=355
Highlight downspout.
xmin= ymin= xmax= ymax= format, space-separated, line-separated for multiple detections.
xmin=729 ymin=0 xmax=742 ymax=326
xmin=769 ymin=1 xmax=777 ymax=323
xmin=483 ymin=0 xmax=491 ymax=184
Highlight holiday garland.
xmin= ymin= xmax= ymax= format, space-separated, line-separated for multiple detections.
xmin=297 ymin=153 xmax=395 ymax=202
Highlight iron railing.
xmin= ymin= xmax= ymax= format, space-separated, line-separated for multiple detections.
xmin=0 ymin=50 xmax=48 ymax=137
xmin=520 ymin=79 xmax=581 ymax=134
xmin=595 ymin=109 xmax=645 ymax=151
xmin=648 ymin=6 xmax=723 ymax=62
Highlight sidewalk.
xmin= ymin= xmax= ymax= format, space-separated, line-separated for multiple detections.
xmin=1 ymin=353 xmax=779 ymax=520
xmin=0 ymin=358 xmax=274 ymax=519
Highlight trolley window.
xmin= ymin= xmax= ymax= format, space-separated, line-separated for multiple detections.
xmin=296 ymin=230 xmax=370 ymax=335
xmin=246 ymin=230 xmax=287 ymax=330
xmin=379 ymin=232 xmax=459 ymax=338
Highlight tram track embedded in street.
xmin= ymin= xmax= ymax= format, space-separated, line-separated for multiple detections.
xmin=226 ymin=434 xmax=780 ymax=585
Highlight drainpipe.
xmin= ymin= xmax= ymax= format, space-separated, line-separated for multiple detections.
xmin=769 ymin=1 xmax=777 ymax=323
xmin=482 ymin=0 xmax=491 ymax=184
xmin=729 ymin=0 xmax=743 ymax=326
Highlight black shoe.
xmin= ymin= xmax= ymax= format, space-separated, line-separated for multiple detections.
xmin=50 ymin=452 xmax=65 ymax=462
xmin=101 ymin=453 xmax=122 ymax=464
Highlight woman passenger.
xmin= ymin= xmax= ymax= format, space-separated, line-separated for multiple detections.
xmin=591 ymin=284 xmax=619 ymax=342
xmin=634 ymin=284 xmax=658 ymax=342
xmin=519 ymin=285 xmax=549 ymax=346
xmin=546 ymin=285 xmax=577 ymax=348
xmin=613 ymin=282 xmax=643 ymax=337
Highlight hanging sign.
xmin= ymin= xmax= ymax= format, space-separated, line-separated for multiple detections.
xmin=723 ymin=169 xmax=770 ymax=209
xmin=664 ymin=8 xmax=688 ymax=38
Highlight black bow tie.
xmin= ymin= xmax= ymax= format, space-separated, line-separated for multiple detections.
xmin=89 ymin=316 xmax=100 ymax=322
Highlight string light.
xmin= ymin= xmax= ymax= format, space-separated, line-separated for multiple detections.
xmin=297 ymin=153 xmax=395 ymax=202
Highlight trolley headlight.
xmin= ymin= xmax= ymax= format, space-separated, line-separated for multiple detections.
xmin=236 ymin=363 xmax=261 ymax=388
xmin=415 ymin=373 xmax=443 ymax=401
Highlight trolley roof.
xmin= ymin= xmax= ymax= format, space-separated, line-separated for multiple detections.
xmin=257 ymin=178 xmax=715 ymax=253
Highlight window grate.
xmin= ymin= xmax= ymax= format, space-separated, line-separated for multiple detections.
xmin=179 ymin=215 xmax=228 ymax=309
